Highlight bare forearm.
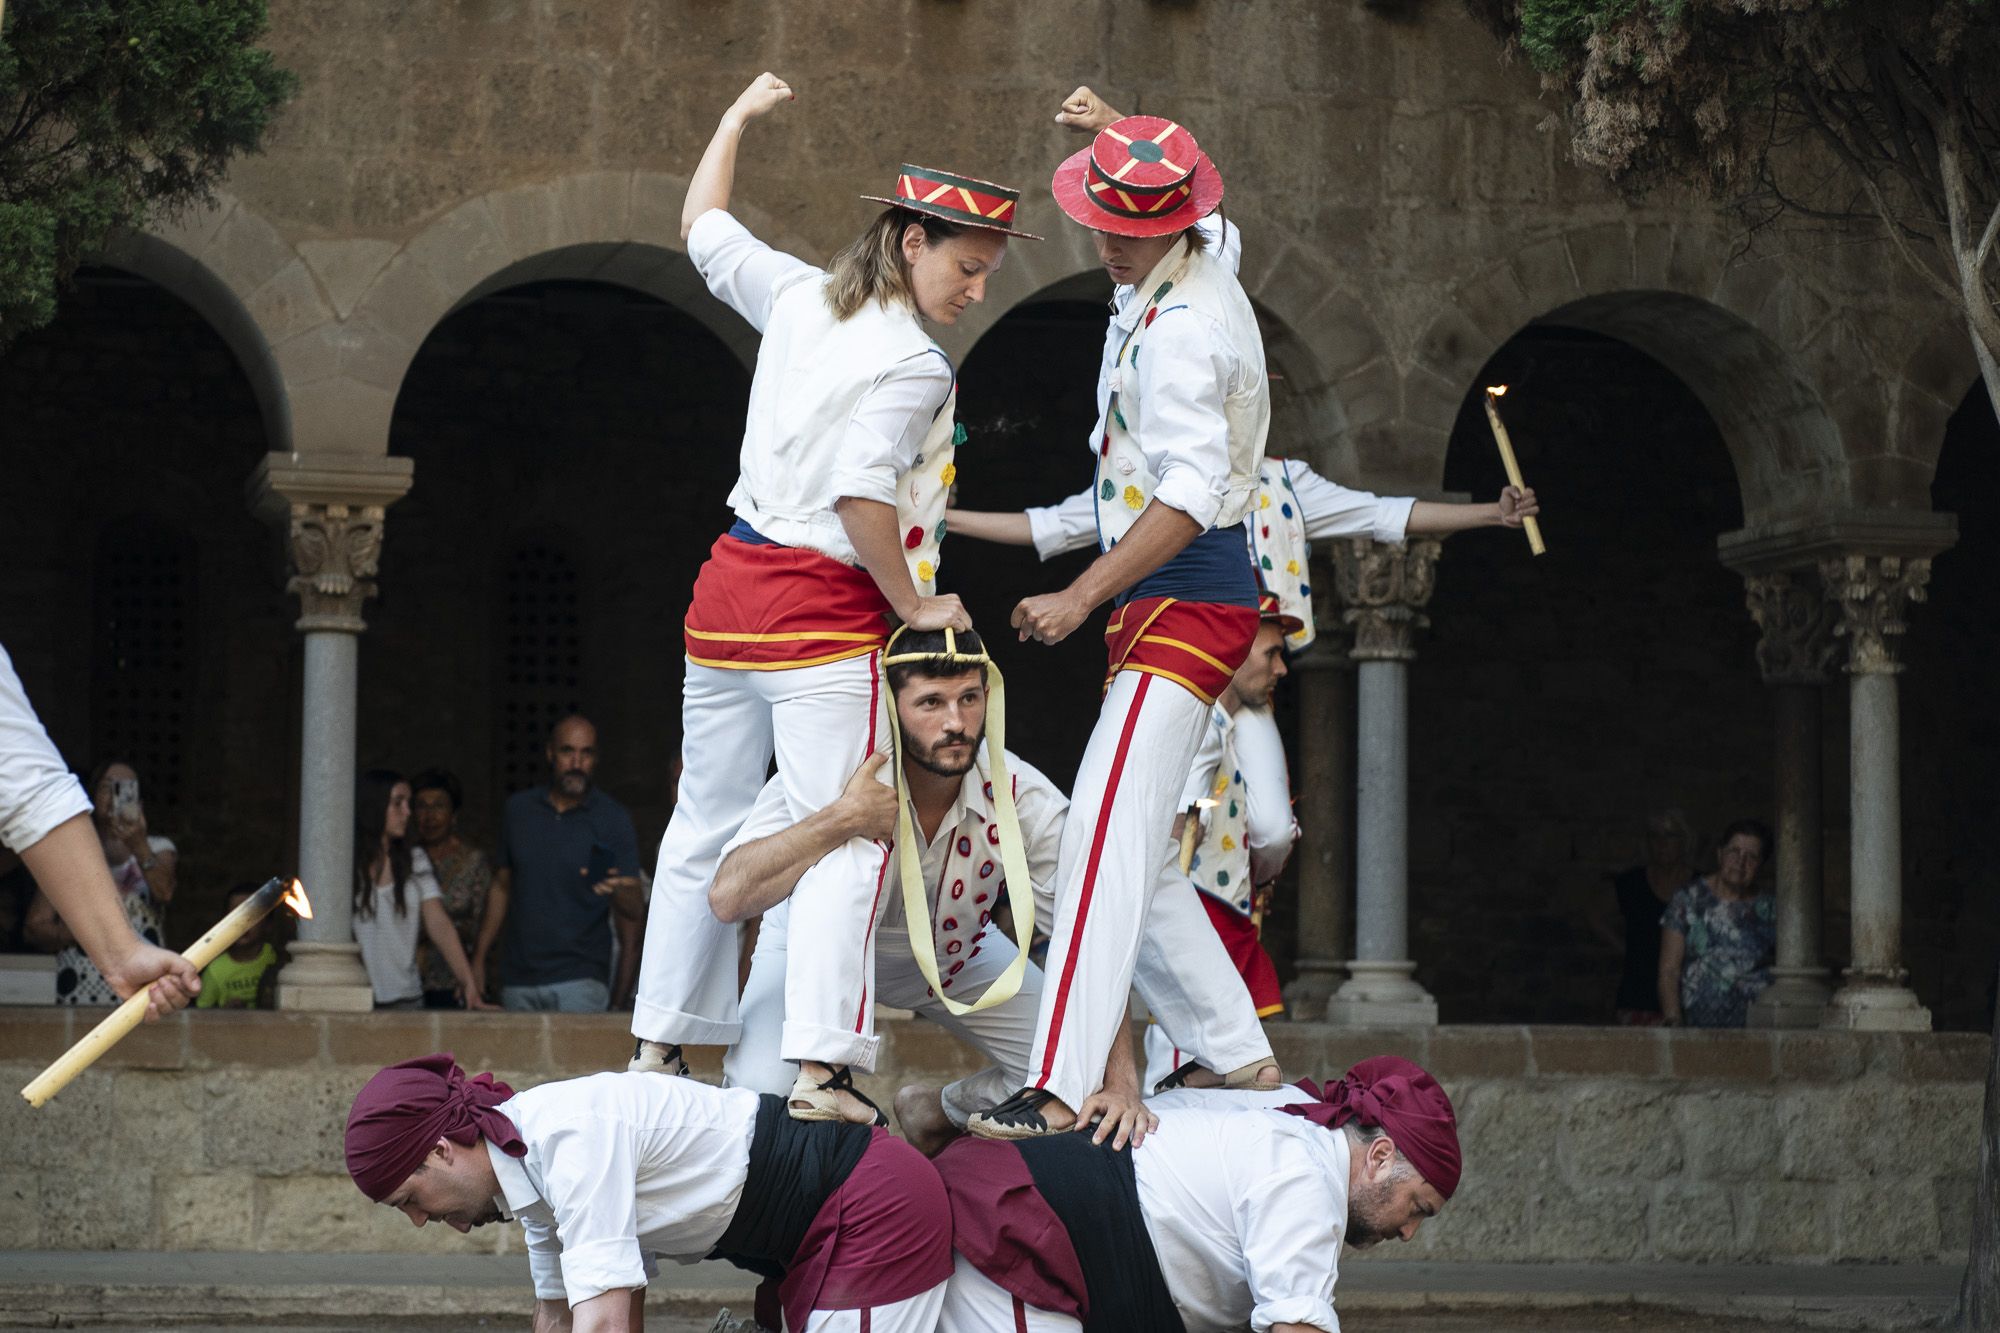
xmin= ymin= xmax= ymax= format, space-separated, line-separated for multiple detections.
xmin=683 ymin=113 xmax=747 ymax=239
xmin=1103 ymin=1019 xmax=1142 ymax=1096
xmin=532 ymin=1297 xmax=573 ymax=1333
xmin=474 ymin=875 xmax=510 ymax=961
xmin=1067 ymin=502 xmax=1201 ymax=607
xmin=712 ymin=800 xmax=875 ymax=923
xmin=20 ymin=815 xmax=137 ymax=965
xmin=945 ymin=508 xmax=1034 ymax=546
xmin=570 ymin=1289 xmax=636 ymax=1333
xmin=422 ymin=901 xmax=479 ymax=990
xmin=834 ymin=497 xmax=923 ymax=619
xmin=1405 ymin=499 xmax=1503 ymax=537
xmin=1658 ymin=931 xmax=1686 ymax=1019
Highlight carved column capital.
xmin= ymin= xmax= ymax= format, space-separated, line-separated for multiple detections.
xmin=287 ymin=502 xmax=384 ymax=633
xmin=1742 ymin=569 xmax=1842 ymax=686
xmin=1331 ymin=538 xmax=1440 ymax=663
xmin=1819 ymin=553 xmax=1932 ymax=676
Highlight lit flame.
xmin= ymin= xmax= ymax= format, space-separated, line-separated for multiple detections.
xmin=1487 ymin=384 xmax=1509 ymax=397
xmin=283 ymin=878 xmax=314 ymax=920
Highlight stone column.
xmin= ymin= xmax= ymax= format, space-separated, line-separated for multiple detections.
xmin=1326 ymin=537 xmax=1441 ymax=1026
xmin=1741 ymin=570 xmax=1839 ymax=1027
xmin=1281 ymin=563 xmax=1354 ymax=1020
xmin=250 ymin=454 xmax=413 ymax=1012
xmin=1818 ymin=553 xmax=1933 ymax=1031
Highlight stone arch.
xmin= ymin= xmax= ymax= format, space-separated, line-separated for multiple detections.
xmin=949 ymin=203 xmax=1392 ymax=475
xmin=103 ymin=195 xmax=303 ymax=452
xmin=312 ymin=170 xmax=816 ymax=458
xmin=1886 ymin=311 xmax=1986 ymax=502
xmin=1409 ymin=223 xmax=1850 ymax=520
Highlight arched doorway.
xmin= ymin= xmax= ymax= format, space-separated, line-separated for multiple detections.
xmin=0 ymin=266 xmax=283 ymax=947
xmin=369 ymin=276 xmax=750 ymax=854
xmin=1415 ymin=323 xmax=1766 ymax=1023
xmin=1903 ymin=382 xmax=2000 ymax=1030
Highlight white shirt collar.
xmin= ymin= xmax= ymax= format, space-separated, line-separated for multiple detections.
xmin=487 ymin=1136 xmax=543 ymax=1220
xmin=1110 ymin=233 xmax=1196 ymax=331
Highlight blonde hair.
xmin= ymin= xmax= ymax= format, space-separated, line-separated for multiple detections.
xmin=824 ymin=207 xmax=973 ymax=322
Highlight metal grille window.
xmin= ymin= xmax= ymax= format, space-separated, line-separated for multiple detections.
xmin=91 ymin=517 xmax=195 ymax=810
xmin=499 ymin=542 xmax=582 ymax=798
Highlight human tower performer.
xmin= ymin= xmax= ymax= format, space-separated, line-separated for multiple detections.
xmin=627 ymin=73 xmax=1040 ymax=1125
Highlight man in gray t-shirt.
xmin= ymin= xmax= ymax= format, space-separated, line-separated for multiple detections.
xmin=472 ymin=715 xmax=641 ymax=1012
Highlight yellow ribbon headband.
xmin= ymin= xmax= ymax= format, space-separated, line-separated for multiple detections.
xmin=881 ymin=624 xmax=1034 ymax=1017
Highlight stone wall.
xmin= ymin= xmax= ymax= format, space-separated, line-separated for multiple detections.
xmin=0 ymin=1010 xmax=1983 ymax=1264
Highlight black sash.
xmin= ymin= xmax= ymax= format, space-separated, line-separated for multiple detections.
xmin=706 ymin=1094 xmax=872 ymax=1281
xmin=1018 ymin=1133 xmax=1186 ymax=1333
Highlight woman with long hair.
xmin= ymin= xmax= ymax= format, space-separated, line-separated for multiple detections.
xmin=351 ymin=769 xmax=491 ymax=1011
xmin=630 ymin=72 xmax=1037 ymax=1124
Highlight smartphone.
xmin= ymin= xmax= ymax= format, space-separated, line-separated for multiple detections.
xmin=110 ymin=778 xmax=140 ymax=820
xmin=585 ymin=842 xmax=618 ymax=889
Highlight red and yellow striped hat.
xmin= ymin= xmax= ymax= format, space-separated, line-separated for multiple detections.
xmin=862 ymin=165 xmax=1042 ymax=239
xmin=1257 ymin=591 xmax=1306 ymax=635
xmin=1052 ymin=114 xmax=1225 ymax=238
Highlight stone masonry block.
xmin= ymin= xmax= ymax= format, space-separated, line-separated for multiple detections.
xmin=326 ymin=1010 xmax=438 ymax=1067
xmin=1566 ymin=222 xmax=1634 ymax=296
xmin=0 ymin=1173 xmax=40 ymax=1247
xmin=1834 ymin=1177 xmax=1940 ymax=1261
xmin=1428 ymin=1028 xmax=1529 ymax=1079
xmin=1507 ymin=237 xmax=1580 ymax=315
xmin=199 ymin=1067 xmax=353 ymax=1175
xmin=1631 ymin=224 xmax=1676 ymax=289
xmin=98 ymin=1011 xmax=188 ymax=1069
xmin=296 ymin=238 xmax=401 ymax=323
xmin=1528 ymin=1179 xmax=1648 ymax=1262
xmin=554 ymin=171 xmax=636 ymax=244
xmin=1563 ymin=1086 xmax=1683 ymax=1181
xmin=1906 ymin=1083 xmax=1984 ymax=1159
xmin=1412 ymin=304 xmax=1490 ymax=389
xmin=1898 ymin=1033 xmax=1991 ymax=1082
xmin=1733 ymin=1180 xmax=1835 ymax=1259
xmin=198 ymin=207 xmax=299 ymax=298
xmin=1674 ymin=1090 xmax=1780 ymax=1180
xmin=1531 ymin=1029 xmax=1664 ymax=1078
xmin=113 ymin=1070 xmax=205 ymax=1161
xmin=545 ymin=1016 xmax=639 ymax=1075
xmin=1668 ymin=1031 xmax=1775 ymax=1082
xmin=1455 ymin=1081 xmax=1565 ymax=1180
xmin=1774 ymin=1031 xmax=1874 ymax=1082
xmin=256 ymin=1174 xmax=491 ymax=1254
xmin=1451 ymin=263 xmax=1534 ymax=347
xmin=1413 ymin=1172 xmax=1534 ymax=1260
xmin=157 ymin=1172 xmax=256 ymax=1251
xmin=0 ymin=1010 xmax=70 ymax=1062
xmin=245 ymin=259 xmax=335 ymax=348
xmin=40 ymin=1168 xmax=156 ymax=1249
xmin=187 ymin=1010 xmax=327 ymax=1067
xmin=1935 ymin=1175 xmax=1977 ymax=1260
xmin=1402 ymin=362 xmax=1470 ymax=436
xmin=1648 ymin=1184 xmax=1737 ymax=1260
xmin=404 ymin=199 xmax=517 ymax=311
xmin=447 ymin=1015 xmax=550 ymax=1074
xmin=0 ymin=1071 xmax=116 ymax=1169
xmin=346 ymin=251 xmax=455 ymax=360
xmin=1775 ymin=1083 xmax=1906 ymax=1181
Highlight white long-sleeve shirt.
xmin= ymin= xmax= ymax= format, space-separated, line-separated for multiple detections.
xmin=688 ymin=209 xmax=952 ymax=563
xmin=1028 ymin=457 xmax=1413 ymax=561
xmin=1133 ymin=1103 xmax=1351 ymax=1332
xmin=490 ymin=1073 xmax=762 ymax=1308
xmin=0 ymin=643 xmax=90 ymax=853
xmin=727 ymin=743 xmax=1066 ymax=957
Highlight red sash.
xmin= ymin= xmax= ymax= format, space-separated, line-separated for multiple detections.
xmin=1198 ymin=889 xmax=1285 ymax=1017
xmin=1101 ymin=597 xmax=1259 ymax=705
xmin=684 ymin=535 xmax=892 ymax=670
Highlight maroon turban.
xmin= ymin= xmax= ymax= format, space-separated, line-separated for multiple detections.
xmin=344 ymin=1052 xmax=527 ymax=1202
xmin=1280 ymin=1055 xmax=1462 ymax=1199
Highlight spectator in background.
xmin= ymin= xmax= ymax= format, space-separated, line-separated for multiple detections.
xmin=1659 ymin=819 xmax=1776 ymax=1028
xmin=351 ymin=769 xmax=491 ymax=1012
xmin=196 ymin=881 xmax=280 ymax=1009
xmin=26 ymin=759 xmax=177 ymax=1006
xmin=474 ymin=715 xmax=640 ymax=1013
xmin=1589 ymin=808 xmax=1695 ymax=1025
xmin=409 ymin=768 xmax=494 ymax=1009
xmin=0 ymin=642 xmax=197 ymax=1015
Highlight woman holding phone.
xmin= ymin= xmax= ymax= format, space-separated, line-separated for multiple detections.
xmin=23 ymin=759 xmax=176 ymax=1005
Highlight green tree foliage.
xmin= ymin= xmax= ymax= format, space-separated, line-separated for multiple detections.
xmin=1466 ymin=0 xmax=2000 ymax=423
xmin=0 ymin=0 xmax=294 ymax=348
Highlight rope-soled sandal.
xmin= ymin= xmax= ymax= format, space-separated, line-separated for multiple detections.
xmin=967 ymin=1087 xmax=1071 ymax=1140
xmin=788 ymin=1064 xmax=889 ymax=1126
xmin=627 ymin=1039 xmax=690 ymax=1075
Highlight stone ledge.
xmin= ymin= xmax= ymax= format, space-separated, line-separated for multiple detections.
xmin=0 ymin=1008 xmax=1985 ymax=1083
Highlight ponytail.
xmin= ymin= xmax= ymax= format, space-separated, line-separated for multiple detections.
xmin=824 ymin=207 xmax=972 ymax=321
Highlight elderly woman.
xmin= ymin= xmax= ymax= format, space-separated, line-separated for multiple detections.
xmin=1658 ymin=819 xmax=1776 ymax=1028
xmin=25 ymin=759 xmax=177 ymax=1006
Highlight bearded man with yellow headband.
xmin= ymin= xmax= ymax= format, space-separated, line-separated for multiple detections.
xmin=703 ymin=626 xmax=1275 ymax=1156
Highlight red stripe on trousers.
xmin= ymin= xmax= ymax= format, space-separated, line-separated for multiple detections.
xmin=860 ymin=1308 xmax=872 ymax=1332
xmin=855 ymin=651 xmax=889 ymax=1031
xmin=1034 ymin=672 xmax=1152 ymax=1090
xmin=1014 ymin=1295 xmax=1029 ymax=1332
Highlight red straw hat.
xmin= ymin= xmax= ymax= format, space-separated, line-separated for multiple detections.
xmin=1257 ymin=592 xmax=1306 ymax=635
xmin=861 ymin=165 xmax=1042 ymax=239
xmin=1051 ymin=115 xmax=1225 ymax=238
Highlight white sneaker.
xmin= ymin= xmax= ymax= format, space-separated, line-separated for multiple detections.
xmin=627 ymin=1039 xmax=689 ymax=1075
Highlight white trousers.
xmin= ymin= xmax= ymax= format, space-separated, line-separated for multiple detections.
xmin=633 ymin=655 xmax=893 ymax=1068
xmin=1027 ymin=670 xmax=1264 ymax=1109
xmin=1134 ymin=869 xmax=1272 ymax=1092
xmin=798 ymin=1280 xmax=947 ymax=1332
xmin=727 ymin=917 xmax=1034 ymax=1127
xmin=938 ymin=1253 xmax=1080 ymax=1332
